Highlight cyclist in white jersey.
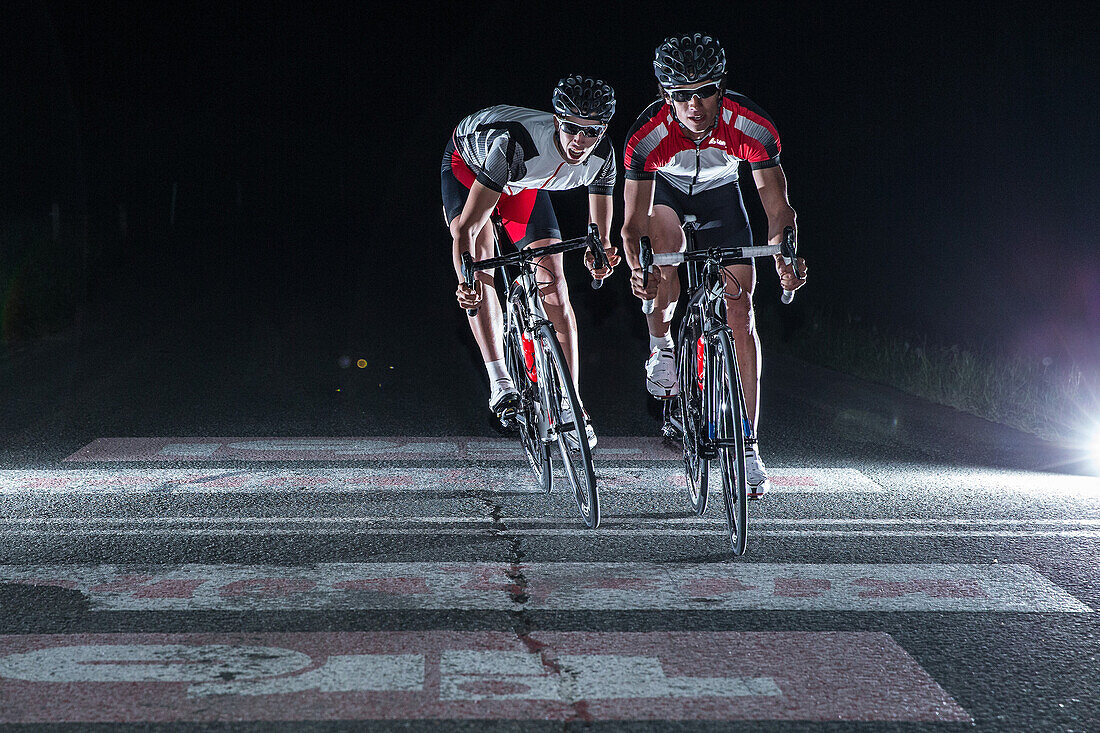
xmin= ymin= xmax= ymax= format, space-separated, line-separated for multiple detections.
xmin=443 ymin=76 xmax=620 ymax=446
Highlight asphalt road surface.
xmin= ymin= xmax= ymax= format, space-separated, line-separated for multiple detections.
xmin=1 ymin=249 xmax=1097 ymax=731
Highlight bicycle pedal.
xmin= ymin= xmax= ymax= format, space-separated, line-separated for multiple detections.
xmin=489 ymin=410 xmax=519 ymax=435
xmin=660 ymin=421 xmax=682 ymax=442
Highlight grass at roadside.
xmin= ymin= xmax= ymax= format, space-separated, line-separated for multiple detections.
xmin=761 ymin=304 xmax=1098 ymax=445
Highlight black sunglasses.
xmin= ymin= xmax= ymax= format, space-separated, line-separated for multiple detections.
xmin=557 ymin=119 xmax=606 ymax=139
xmin=668 ymin=82 xmax=722 ymax=103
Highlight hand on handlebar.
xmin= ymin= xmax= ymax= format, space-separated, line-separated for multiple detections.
xmin=630 ymin=264 xmax=662 ymax=301
xmin=775 ymin=254 xmax=808 ymax=292
xmin=456 ymin=279 xmax=483 ymax=310
xmin=584 ymin=245 xmax=620 ymax=281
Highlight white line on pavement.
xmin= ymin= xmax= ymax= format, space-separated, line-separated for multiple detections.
xmin=3 ymin=517 xmax=1099 ymax=525
xmin=0 ymin=562 xmax=1088 ymax=613
xmin=2 ymin=528 xmax=1099 ymax=538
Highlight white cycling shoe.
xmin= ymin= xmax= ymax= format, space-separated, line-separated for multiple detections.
xmin=558 ymin=400 xmax=597 ymax=450
xmin=645 ymin=347 xmax=679 ymax=399
xmin=745 ymin=445 xmax=771 ymax=499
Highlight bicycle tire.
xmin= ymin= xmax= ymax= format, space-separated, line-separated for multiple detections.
xmin=677 ymin=315 xmax=708 ymax=515
xmin=537 ymin=324 xmax=599 ymax=528
xmin=714 ymin=330 xmax=748 ymax=555
xmin=503 ymin=317 xmax=552 ymax=493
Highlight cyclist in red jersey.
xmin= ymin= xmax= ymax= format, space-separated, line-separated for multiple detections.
xmin=444 ymin=76 xmax=621 ymax=447
xmin=621 ymin=34 xmax=807 ymax=496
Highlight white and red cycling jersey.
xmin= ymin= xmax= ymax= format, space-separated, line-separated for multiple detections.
xmin=624 ymin=91 xmax=781 ymax=196
xmin=451 ymin=105 xmax=616 ymax=197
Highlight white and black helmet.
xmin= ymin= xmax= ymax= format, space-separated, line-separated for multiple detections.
xmin=653 ymin=34 xmax=726 ymax=87
xmin=552 ymin=76 xmax=617 ymax=123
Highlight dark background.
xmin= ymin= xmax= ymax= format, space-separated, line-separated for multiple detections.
xmin=4 ymin=1 xmax=1098 ymax=371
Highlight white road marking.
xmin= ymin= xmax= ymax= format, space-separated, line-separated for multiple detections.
xmin=65 ymin=436 xmax=679 ymax=462
xmin=2 ymin=515 xmax=1099 ymax=538
xmin=0 ymin=562 xmax=1089 ymax=612
xmin=0 ymin=467 xmax=882 ymax=494
xmin=3 ymin=528 xmax=1098 ymax=537
xmin=4 ymin=517 xmax=1099 ymax=526
xmin=0 ymin=631 xmax=973 ymax=722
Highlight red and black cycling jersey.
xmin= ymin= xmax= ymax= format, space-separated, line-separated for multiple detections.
xmin=623 ymin=91 xmax=781 ymax=195
xmin=452 ymin=105 xmax=617 ymax=197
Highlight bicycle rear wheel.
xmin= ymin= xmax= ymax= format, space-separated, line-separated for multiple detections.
xmin=503 ymin=318 xmax=552 ymax=493
xmin=713 ymin=330 xmax=748 ymax=555
xmin=537 ymin=324 xmax=599 ymax=529
xmin=677 ymin=316 xmax=708 ymax=515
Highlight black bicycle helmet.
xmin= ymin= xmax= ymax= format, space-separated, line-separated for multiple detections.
xmin=653 ymin=34 xmax=726 ymax=87
xmin=552 ymin=75 xmax=617 ymax=123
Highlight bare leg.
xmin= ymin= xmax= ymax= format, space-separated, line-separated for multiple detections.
xmin=645 ymin=205 xmax=686 ymax=339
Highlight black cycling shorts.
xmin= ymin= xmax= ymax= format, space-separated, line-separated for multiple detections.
xmin=652 ymin=176 xmax=753 ymax=265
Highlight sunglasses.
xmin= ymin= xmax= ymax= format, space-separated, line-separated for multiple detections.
xmin=668 ymin=82 xmax=722 ymax=103
xmin=557 ymin=119 xmax=606 ymax=139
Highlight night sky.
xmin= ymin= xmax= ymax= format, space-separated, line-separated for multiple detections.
xmin=6 ymin=1 xmax=1098 ymax=366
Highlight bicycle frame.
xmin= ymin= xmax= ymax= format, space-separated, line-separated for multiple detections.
xmin=502 ymin=255 xmax=556 ymax=443
xmin=639 ymin=218 xmax=796 ymax=553
xmin=461 ymin=213 xmax=607 ymax=527
xmin=462 ymin=215 xmax=607 ymax=446
xmin=675 ymin=223 xmax=751 ymax=455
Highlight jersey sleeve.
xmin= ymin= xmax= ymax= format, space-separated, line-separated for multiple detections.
xmin=476 ymin=133 xmax=527 ymax=192
xmin=725 ymin=93 xmax=782 ymax=170
xmin=623 ymin=101 xmax=668 ymax=181
xmin=587 ymin=139 xmax=617 ymax=195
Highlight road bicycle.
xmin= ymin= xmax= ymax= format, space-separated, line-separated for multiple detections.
xmin=462 ymin=212 xmax=610 ymax=528
xmin=640 ymin=216 xmax=798 ymax=553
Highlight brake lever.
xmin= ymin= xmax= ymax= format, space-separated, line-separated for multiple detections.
xmin=780 ymin=226 xmax=798 ymax=304
xmin=587 ymin=223 xmax=608 ymax=290
xmin=461 ymin=252 xmax=479 ymax=317
xmin=640 ymin=236 xmax=655 ymax=314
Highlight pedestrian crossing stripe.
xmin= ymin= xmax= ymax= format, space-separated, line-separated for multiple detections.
xmin=0 ymin=562 xmax=1089 ymax=612
xmin=0 ymin=466 xmax=881 ymax=494
xmin=64 ymin=436 xmax=684 ymax=462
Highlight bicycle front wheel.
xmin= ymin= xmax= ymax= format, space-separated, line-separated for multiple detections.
xmin=537 ymin=324 xmax=599 ymax=529
xmin=677 ymin=315 xmax=708 ymax=515
xmin=503 ymin=317 xmax=552 ymax=493
xmin=713 ymin=330 xmax=748 ymax=555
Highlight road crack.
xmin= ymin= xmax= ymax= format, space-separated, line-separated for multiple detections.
xmin=478 ymin=490 xmax=593 ymax=727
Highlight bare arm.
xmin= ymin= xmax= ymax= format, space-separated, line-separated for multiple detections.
xmin=451 ymin=180 xmax=502 ymax=308
xmin=752 ymin=164 xmax=806 ymax=291
xmin=752 ymin=164 xmax=796 ymax=242
xmin=620 ymin=177 xmax=655 ymax=270
xmin=620 ymin=177 xmax=661 ymax=300
xmin=452 ymin=180 xmax=501 ymax=262
xmin=585 ymin=193 xmax=620 ymax=278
